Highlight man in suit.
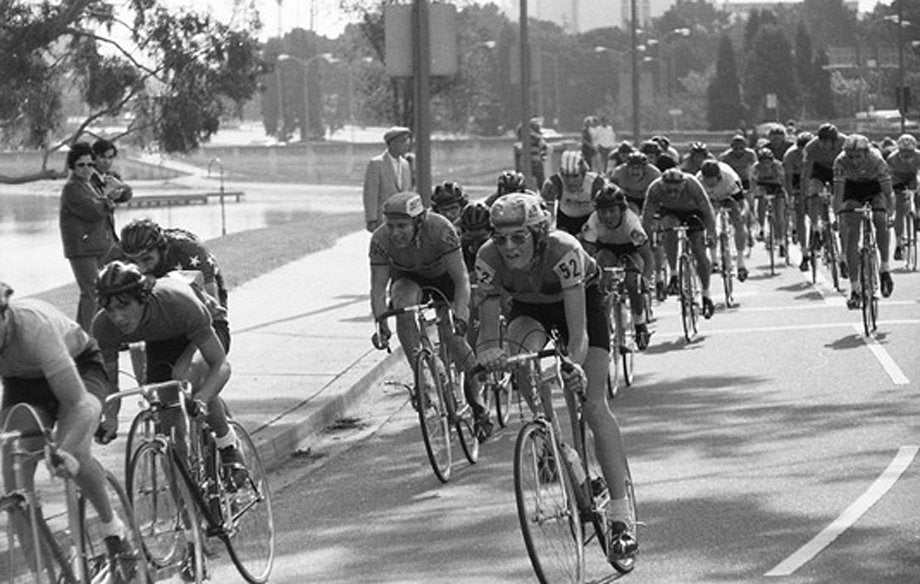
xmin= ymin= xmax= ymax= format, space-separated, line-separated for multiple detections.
xmin=363 ymin=126 xmax=413 ymax=233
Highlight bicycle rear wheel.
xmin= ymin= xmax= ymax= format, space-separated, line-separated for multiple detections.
xmin=79 ymin=469 xmax=151 ymax=583
xmin=859 ymin=250 xmax=878 ymax=336
xmin=906 ymin=212 xmax=918 ymax=271
xmin=128 ymin=441 xmax=204 ymax=581
xmin=677 ymin=256 xmax=696 ymax=342
xmin=809 ymin=228 xmax=819 ymax=284
xmin=619 ymin=302 xmax=635 ymax=387
xmin=490 ymin=372 xmax=514 ymax=428
xmin=825 ymin=226 xmax=840 ymax=290
xmin=764 ymin=212 xmax=775 ymax=275
xmin=449 ymin=367 xmax=479 ymax=465
xmin=222 ymin=421 xmax=275 ymax=584
xmin=514 ymin=422 xmax=584 ymax=584
xmin=415 ymin=351 xmax=452 ymax=483
xmin=719 ymin=233 xmax=734 ymax=307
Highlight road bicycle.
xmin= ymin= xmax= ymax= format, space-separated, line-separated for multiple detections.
xmin=600 ymin=265 xmax=638 ymax=398
xmin=374 ymin=296 xmax=479 ymax=483
xmin=671 ymin=224 xmax=700 ymax=342
xmin=760 ymin=188 xmax=789 ymax=275
xmin=480 ymin=338 xmax=638 ymax=583
xmin=806 ymin=191 xmax=840 ymax=289
xmin=716 ymin=206 xmax=735 ymax=308
xmin=648 ymin=226 xmax=669 ymax=303
xmin=477 ymin=315 xmax=514 ymax=428
xmin=0 ymin=403 xmax=149 ymax=584
xmin=113 ymin=380 xmax=274 ymax=583
xmin=900 ymin=188 xmax=918 ymax=271
xmin=852 ymin=203 xmax=880 ymax=336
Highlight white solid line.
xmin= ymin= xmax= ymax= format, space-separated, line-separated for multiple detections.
xmin=855 ymin=324 xmax=911 ymax=385
xmin=765 ymin=445 xmax=920 ymax=577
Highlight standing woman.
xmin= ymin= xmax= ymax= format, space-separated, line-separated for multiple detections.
xmin=59 ymin=142 xmax=118 ymax=330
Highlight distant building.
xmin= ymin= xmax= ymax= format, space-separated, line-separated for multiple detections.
xmin=716 ymin=0 xmax=858 ymax=18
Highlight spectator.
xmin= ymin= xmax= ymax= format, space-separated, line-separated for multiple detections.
xmin=581 ymin=116 xmax=598 ymax=171
xmin=363 ymin=126 xmax=413 ymax=233
xmin=594 ymin=115 xmax=617 ymax=170
xmin=90 ymin=139 xmax=133 ymax=207
xmin=518 ymin=118 xmax=548 ymax=189
xmin=59 ymin=142 xmax=120 ymax=329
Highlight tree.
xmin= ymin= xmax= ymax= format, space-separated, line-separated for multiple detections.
xmin=743 ymin=23 xmax=799 ymax=122
xmin=0 ymin=0 xmax=263 ymax=156
xmin=794 ymin=24 xmax=814 ymax=118
xmin=707 ymin=34 xmax=746 ymax=130
xmin=812 ymin=50 xmax=836 ymax=118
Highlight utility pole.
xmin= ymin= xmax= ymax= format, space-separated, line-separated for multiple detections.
xmin=413 ymin=0 xmax=432 ymax=203
xmin=630 ymin=0 xmax=640 ymax=144
xmin=897 ymin=0 xmax=905 ymax=135
xmin=520 ymin=0 xmax=532 ymax=188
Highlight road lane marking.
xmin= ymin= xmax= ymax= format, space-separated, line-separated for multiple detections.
xmin=854 ymin=324 xmax=910 ymax=385
xmin=765 ymin=445 xmax=920 ymax=577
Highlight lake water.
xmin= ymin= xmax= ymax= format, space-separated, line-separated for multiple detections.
xmin=0 ymin=183 xmax=363 ymax=296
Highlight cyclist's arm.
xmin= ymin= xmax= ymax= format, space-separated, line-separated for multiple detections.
xmin=476 ymin=295 xmax=502 ymax=352
xmin=46 ymin=366 xmax=100 ymax=457
xmin=444 ymin=248 xmax=472 ymax=325
xmin=832 ymin=162 xmax=845 ymax=212
xmin=186 ymin=330 xmax=231 ymax=404
xmin=540 ymin=177 xmax=559 ymax=221
xmin=369 ymin=263 xmax=390 ymax=323
xmin=562 ymin=284 xmax=588 ymax=363
xmin=690 ymin=179 xmax=717 ymax=236
xmin=637 ymin=242 xmax=655 ymax=282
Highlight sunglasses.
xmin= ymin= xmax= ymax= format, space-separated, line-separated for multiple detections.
xmin=491 ymin=231 xmax=531 ymax=246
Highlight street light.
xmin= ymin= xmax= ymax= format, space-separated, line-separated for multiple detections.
xmin=278 ymin=52 xmax=338 ymax=141
xmin=537 ymin=51 xmax=561 ymax=127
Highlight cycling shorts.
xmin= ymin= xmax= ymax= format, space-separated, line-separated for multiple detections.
xmin=626 ymin=196 xmax=645 ymax=213
xmin=740 ymin=177 xmax=751 ymax=191
xmin=810 ymin=164 xmax=833 ymax=183
xmin=508 ymin=283 xmax=610 ymax=352
xmin=1 ymin=345 xmax=109 ymax=420
xmin=843 ymin=179 xmax=882 ymax=204
xmin=146 ymin=320 xmax=231 ymax=384
xmin=791 ymin=173 xmax=801 ymax=190
xmin=658 ymin=208 xmax=706 ymax=232
xmin=556 ymin=209 xmax=592 ymax=237
xmin=391 ymin=270 xmax=456 ymax=305
xmin=756 ymin=183 xmax=784 ymax=196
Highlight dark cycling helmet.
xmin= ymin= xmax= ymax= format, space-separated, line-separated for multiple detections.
xmin=768 ymin=126 xmax=786 ymax=137
xmin=383 ymin=192 xmax=426 ymax=219
xmin=795 ymin=131 xmax=814 ymax=149
xmin=616 ymin=141 xmax=634 ymax=156
xmin=593 ymin=183 xmax=627 ymax=210
xmin=496 ymin=170 xmax=526 ymax=196
xmin=817 ymin=123 xmax=839 ymax=142
xmin=626 ymin=152 xmax=648 ymax=167
xmin=689 ymin=141 xmax=709 ymax=155
xmin=652 ymin=135 xmax=671 ymax=149
xmin=431 ymin=181 xmax=467 ymax=209
xmin=756 ymin=148 xmax=774 ymax=161
xmin=121 ymin=218 xmax=167 ymax=256
xmin=459 ymin=201 xmax=491 ymax=233
xmin=639 ymin=140 xmax=661 ymax=157
xmin=700 ymin=159 xmax=722 ymax=179
xmin=95 ymin=261 xmax=153 ymax=307
xmin=656 ymin=153 xmax=677 ymax=171
xmin=661 ymin=168 xmax=685 ymax=184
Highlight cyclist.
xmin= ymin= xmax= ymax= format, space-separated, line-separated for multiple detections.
xmin=606 ymin=141 xmax=635 ymax=175
xmin=765 ymin=125 xmax=794 ymax=161
xmin=833 ymin=134 xmax=894 ymax=308
xmin=803 ymin=123 xmax=848 ymax=277
xmin=681 ymin=141 xmax=713 ymax=175
xmin=751 ymin=148 xmax=788 ymax=258
xmin=641 ymin=168 xmax=717 ymax=318
xmin=369 ymin=192 xmax=492 ymax=440
xmin=579 ymin=184 xmax=654 ymax=349
xmin=474 ymin=192 xmax=637 ymax=561
xmin=784 ymin=131 xmax=817 ymax=271
xmin=639 ymin=139 xmax=662 ymax=167
xmin=719 ymin=135 xmax=757 ymax=221
xmin=120 ymin=218 xmax=228 ymax=309
xmin=430 ymin=180 xmax=469 ymax=225
xmin=697 ymin=160 xmax=749 ymax=282
xmin=541 ymin=150 xmax=606 ymax=236
xmin=458 ymin=202 xmax=492 ymax=274
xmin=0 ymin=283 xmax=137 ymax=573
xmin=886 ymin=134 xmax=920 ymax=261
xmin=609 ymin=151 xmax=661 ymax=213
xmin=485 ymin=170 xmax=527 ymax=207
xmin=652 ymin=135 xmax=680 ymax=163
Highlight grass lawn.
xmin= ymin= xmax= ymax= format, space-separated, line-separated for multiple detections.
xmin=32 ymin=211 xmax=362 ymax=316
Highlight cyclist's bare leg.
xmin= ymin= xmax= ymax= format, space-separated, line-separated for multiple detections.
xmin=873 ymin=209 xmax=891 ymax=267
xmin=731 ymin=201 xmax=748 ymax=271
xmin=688 ymin=230 xmax=712 ymax=294
xmin=840 ymin=206 xmax=861 ymax=292
xmin=581 ymin=347 xmax=628 ymax=501
xmin=439 ymin=315 xmax=487 ymax=412
xmin=775 ymin=195 xmax=787 ymax=241
xmin=389 ymin=278 xmax=425 ymax=372
xmin=894 ymin=189 xmax=909 ymax=246
xmin=662 ymin=230 xmax=678 ymax=273
xmin=794 ymin=191 xmax=807 ymax=251
xmin=505 ymin=316 xmax=547 ymax=417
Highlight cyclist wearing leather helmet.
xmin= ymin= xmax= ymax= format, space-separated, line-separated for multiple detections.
xmin=609 ymin=151 xmax=661 ymax=213
xmin=369 ymin=192 xmax=493 ymax=440
xmin=751 ymin=147 xmax=789 ymax=258
xmin=475 ymin=192 xmax=637 ymax=562
xmin=681 ymin=141 xmax=712 ymax=175
xmin=541 ymin=150 xmax=606 ymax=236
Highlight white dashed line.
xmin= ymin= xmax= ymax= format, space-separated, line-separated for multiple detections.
xmin=854 ymin=324 xmax=910 ymax=385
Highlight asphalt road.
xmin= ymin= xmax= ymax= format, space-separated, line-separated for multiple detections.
xmin=258 ymin=243 xmax=920 ymax=584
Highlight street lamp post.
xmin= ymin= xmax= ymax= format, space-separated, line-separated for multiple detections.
xmin=278 ymin=52 xmax=337 ymax=142
xmin=630 ymin=0 xmax=640 ymax=144
xmin=537 ymin=51 xmax=560 ymax=127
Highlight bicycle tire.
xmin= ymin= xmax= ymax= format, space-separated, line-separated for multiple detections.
xmin=825 ymin=226 xmax=840 ymax=290
xmin=446 ymin=364 xmax=479 ymax=465
xmin=719 ymin=232 xmax=734 ymax=307
xmin=79 ymin=469 xmax=152 ymax=583
xmin=607 ymin=298 xmax=620 ymax=400
xmin=124 ymin=409 xmax=156 ymax=484
xmin=414 ymin=350 xmax=452 ymax=483
xmin=513 ymin=422 xmax=584 ymax=584
xmin=906 ymin=212 xmax=918 ymax=271
xmin=0 ymin=500 xmax=79 ymax=584
xmin=492 ymin=372 xmax=514 ymax=428
xmin=128 ymin=440 xmax=205 ymax=581
xmin=619 ymin=301 xmax=635 ymax=387
xmin=809 ymin=228 xmax=819 ymax=284
xmin=765 ymin=212 xmax=775 ymax=275
xmin=677 ymin=255 xmax=695 ymax=342
xmin=222 ymin=421 xmax=275 ymax=584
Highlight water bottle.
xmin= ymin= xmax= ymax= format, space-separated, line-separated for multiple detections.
xmin=559 ymin=443 xmax=589 ymax=505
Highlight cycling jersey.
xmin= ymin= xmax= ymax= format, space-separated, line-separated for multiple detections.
xmin=752 ymin=159 xmax=785 ymax=192
xmin=802 ymin=135 xmax=846 ymax=184
xmin=580 ymin=209 xmax=648 ymax=252
xmin=718 ymin=148 xmax=757 ymax=184
xmin=474 ymin=230 xmax=598 ymax=304
xmin=696 ymin=162 xmax=743 ymax=203
xmin=886 ymin=150 xmax=920 ymax=190
xmin=767 ymin=139 xmax=793 ymax=161
xmin=642 ymin=175 xmax=717 ymax=235
xmin=369 ymin=212 xmax=461 ymax=280
xmin=155 ymin=229 xmax=228 ymax=308
xmin=541 ymin=172 xmax=606 ymax=221
xmin=834 ymin=148 xmax=892 ymax=204
xmin=782 ymin=145 xmax=804 ymax=192
xmin=92 ymin=277 xmax=229 ymax=366
xmin=609 ymin=164 xmax=661 ymax=207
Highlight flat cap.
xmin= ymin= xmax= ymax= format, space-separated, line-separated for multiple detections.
xmin=384 ymin=126 xmax=411 ymax=144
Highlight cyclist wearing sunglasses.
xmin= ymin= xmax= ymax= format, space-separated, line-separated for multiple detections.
xmin=541 ymin=150 xmax=607 ymax=236
xmin=474 ymin=192 xmax=637 ymax=561
xmin=369 ymin=192 xmax=493 ymax=441
xmin=833 ymin=134 xmax=894 ymax=308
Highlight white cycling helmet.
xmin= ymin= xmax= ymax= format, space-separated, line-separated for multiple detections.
xmin=559 ymin=150 xmax=586 ymax=177
xmin=896 ymin=133 xmax=917 ymax=151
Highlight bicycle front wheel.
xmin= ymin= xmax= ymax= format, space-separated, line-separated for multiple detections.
xmin=677 ymin=256 xmax=697 ymax=342
xmin=514 ymin=422 xmax=584 ymax=584
xmin=0 ymin=499 xmax=79 ymax=584
xmin=825 ymin=226 xmax=840 ymax=290
xmin=79 ymin=469 xmax=152 ymax=583
xmin=619 ymin=301 xmax=635 ymax=387
xmin=223 ymin=421 xmax=275 ymax=584
xmin=906 ymin=212 xmax=918 ymax=271
xmin=491 ymin=372 xmax=514 ymax=428
xmin=128 ymin=440 xmax=204 ymax=580
xmin=764 ymin=212 xmax=775 ymax=275
xmin=415 ymin=351 xmax=452 ymax=483
xmin=124 ymin=409 xmax=157 ymax=484
xmin=448 ymin=367 xmax=479 ymax=465
xmin=719 ymin=233 xmax=734 ymax=307
xmin=607 ymin=302 xmax=621 ymax=399
xmin=859 ymin=250 xmax=878 ymax=336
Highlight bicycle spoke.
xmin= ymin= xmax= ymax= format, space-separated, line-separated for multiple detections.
xmin=415 ymin=352 xmax=452 ymax=483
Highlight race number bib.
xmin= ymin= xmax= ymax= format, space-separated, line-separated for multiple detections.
xmin=552 ymin=249 xmax=584 ymax=287
xmin=474 ymin=258 xmax=497 ymax=290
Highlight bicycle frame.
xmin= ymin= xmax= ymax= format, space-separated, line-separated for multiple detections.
xmin=600 ymin=265 xmax=636 ymax=395
xmin=670 ymin=225 xmax=700 ymax=341
xmin=717 ymin=206 xmax=735 ymax=307
xmin=854 ymin=203 xmax=879 ymax=335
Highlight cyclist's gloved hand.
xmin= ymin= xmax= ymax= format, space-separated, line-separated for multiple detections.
xmin=186 ymin=398 xmax=208 ymax=418
xmin=46 ymin=447 xmax=80 ymax=478
xmin=477 ymin=346 xmax=506 ymax=372
xmin=372 ymin=323 xmax=392 ymax=351
xmin=95 ymin=414 xmax=118 ymax=444
xmin=561 ymin=363 xmax=587 ymax=397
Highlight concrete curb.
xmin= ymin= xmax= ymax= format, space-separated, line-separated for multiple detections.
xmin=251 ymin=346 xmax=404 ymax=472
